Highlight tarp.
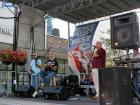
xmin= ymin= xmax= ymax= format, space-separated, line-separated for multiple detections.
xmin=68 ymin=21 xmax=99 ymax=82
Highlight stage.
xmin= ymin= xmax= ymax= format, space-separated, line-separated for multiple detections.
xmin=0 ymin=96 xmax=99 ymax=105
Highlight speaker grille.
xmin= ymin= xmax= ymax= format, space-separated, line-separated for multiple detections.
xmin=111 ymin=12 xmax=139 ymax=49
xmin=99 ymin=67 xmax=132 ymax=105
xmin=117 ymin=27 xmax=131 ymax=43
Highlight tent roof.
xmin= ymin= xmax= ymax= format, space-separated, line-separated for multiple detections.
xmin=16 ymin=0 xmax=140 ymax=23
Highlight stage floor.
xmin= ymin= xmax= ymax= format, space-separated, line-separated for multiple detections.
xmin=0 ymin=96 xmax=99 ymax=105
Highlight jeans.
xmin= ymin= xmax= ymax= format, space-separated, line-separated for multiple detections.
xmin=133 ymin=70 xmax=140 ymax=94
xmin=40 ymin=70 xmax=56 ymax=86
xmin=31 ymin=72 xmax=40 ymax=90
xmin=40 ymin=70 xmax=47 ymax=86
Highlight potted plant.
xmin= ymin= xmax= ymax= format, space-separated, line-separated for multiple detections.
xmin=16 ymin=50 xmax=27 ymax=66
xmin=0 ymin=49 xmax=13 ymax=65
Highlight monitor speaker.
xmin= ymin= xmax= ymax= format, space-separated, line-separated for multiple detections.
xmin=110 ymin=12 xmax=139 ymax=49
xmin=15 ymin=85 xmax=36 ymax=97
xmin=43 ymin=86 xmax=69 ymax=101
xmin=98 ymin=67 xmax=132 ymax=105
xmin=57 ymin=75 xmax=79 ymax=86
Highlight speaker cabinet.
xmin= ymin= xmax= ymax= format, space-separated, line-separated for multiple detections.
xmin=99 ymin=67 xmax=132 ymax=105
xmin=111 ymin=12 xmax=139 ymax=49
xmin=56 ymin=75 xmax=79 ymax=96
xmin=57 ymin=75 xmax=79 ymax=86
xmin=43 ymin=86 xmax=69 ymax=101
xmin=15 ymin=85 xmax=35 ymax=97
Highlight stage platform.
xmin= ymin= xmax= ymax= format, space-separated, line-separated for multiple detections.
xmin=0 ymin=95 xmax=99 ymax=105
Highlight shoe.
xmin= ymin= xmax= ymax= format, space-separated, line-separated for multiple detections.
xmin=133 ymin=97 xmax=140 ymax=104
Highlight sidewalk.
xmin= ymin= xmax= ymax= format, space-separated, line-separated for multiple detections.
xmin=0 ymin=96 xmax=99 ymax=105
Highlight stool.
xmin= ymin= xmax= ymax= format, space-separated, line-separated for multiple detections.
xmin=50 ymin=76 xmax=56 ymax=86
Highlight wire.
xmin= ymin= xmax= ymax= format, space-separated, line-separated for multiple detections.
xmin=6 ymin=5 xmax=15 ymax=15
xmin=1 ymin=1 xmax=14 ymax=12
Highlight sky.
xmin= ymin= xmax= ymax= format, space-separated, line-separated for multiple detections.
xmin=52 ymin=18 xmax=110 ymax=40
xmin=52 ymin=18 xmax=75 ymax=38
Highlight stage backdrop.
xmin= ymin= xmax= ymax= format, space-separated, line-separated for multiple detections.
xmin=68 ymin=22 xmax=99 ymax=82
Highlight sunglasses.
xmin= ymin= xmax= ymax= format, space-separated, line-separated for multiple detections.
xmin=32 ymin=55 xmax=37 ymax=56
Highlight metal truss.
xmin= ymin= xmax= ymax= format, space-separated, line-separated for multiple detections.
xmin=45 ymin=0 xmax=108 ymax=16
xmin=34 ymin=0 xmax=50 ymax=7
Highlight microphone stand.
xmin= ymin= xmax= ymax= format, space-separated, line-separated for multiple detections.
xmin=12 ymin=4 xmax=21 ymax=94
xmin=125 ymin=48 xmax=130 ymax=60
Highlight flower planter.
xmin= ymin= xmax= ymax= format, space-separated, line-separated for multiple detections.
xmin=0 ymin=49 xmax=27 ymax=65
xmin=17 ymin=62 xmax=26 ymax=66
xmin=2 ymin=61 xmax=11 ymax=65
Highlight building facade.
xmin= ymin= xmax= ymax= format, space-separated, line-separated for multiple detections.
xmin=0 ymin=33 xmax=68 ymax=95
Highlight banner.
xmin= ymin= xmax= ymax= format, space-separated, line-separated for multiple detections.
xmin=68 ymin=22 xmax=99 ymax=82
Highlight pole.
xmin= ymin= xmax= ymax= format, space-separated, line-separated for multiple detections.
xmin=12 ymin=5 xmax=18 ymax=93
xmin=68 ymin=22 xmax=70 ymax=50
xmin=67 ymin=22 xmax=70 ymax=75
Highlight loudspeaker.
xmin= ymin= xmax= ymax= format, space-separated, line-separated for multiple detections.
xmin=15 ymin=85 xmax=36 ymax=97
xmin=56 ymin=75 xmax=79 ymax=96
xmin=111 ymin=12 xmax=139 ymax=49
xmin=43 ymin=86 xmax=69 ymax=100
xmin=57 ymin=75 xmax=79 ymax=86
xmin=99 ymin=67 xmax=132 ymax=105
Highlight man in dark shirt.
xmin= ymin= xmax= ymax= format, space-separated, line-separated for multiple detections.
xmin=40 ymin=53 xmax=58 ymax=87
xmin=47 ymin=59 xmax=58 ymax=73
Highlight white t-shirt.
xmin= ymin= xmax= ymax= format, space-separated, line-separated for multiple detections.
xmin=30 ymin=58 xmax=41 ymax=74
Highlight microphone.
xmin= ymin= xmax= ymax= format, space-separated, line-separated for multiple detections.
xmin=93 ymin=46 xmax=96 ymax=52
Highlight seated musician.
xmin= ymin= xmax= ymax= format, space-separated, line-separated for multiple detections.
xmin=40 ymin=53 xmax=58 ymax=87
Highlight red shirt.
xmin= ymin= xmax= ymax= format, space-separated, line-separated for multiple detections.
xmin=92 ymin=48 xmax=106 ymax=68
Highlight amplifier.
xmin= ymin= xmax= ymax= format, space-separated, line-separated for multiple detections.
xmin=43 ymin=86 xmax=69 ymax=101
xmin=15 ymin=85 xmax=36 ymax=97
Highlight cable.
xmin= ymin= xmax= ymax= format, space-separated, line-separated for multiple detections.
xmin=1 ymin=1 xmax=15 ymax=15
xmin=6 ymin=5 xmax=15 ymax=15
xmin=0 ymin=1 xmax=20 ymax=19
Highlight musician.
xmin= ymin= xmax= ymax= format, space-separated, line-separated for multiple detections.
xmin=41 ymin=53 xmax=58 ymax=86
xmin=92 ymin=41 xmax=106 ymax=68
xmin=92 ymin=41 xmax=106 ymax=97
xmin=30 ymin=53 xmax=42 ymax=91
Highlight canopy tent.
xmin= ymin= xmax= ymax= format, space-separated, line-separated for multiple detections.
xmin=12 ymin=0 xmax=140 ymax=23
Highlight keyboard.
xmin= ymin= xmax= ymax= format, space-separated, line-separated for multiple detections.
xmin=113 ymin=59 xmax=140 ymax=64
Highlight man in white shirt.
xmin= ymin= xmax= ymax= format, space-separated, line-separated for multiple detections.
xmin=30 ymin=53 xmax=42 ymax=91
